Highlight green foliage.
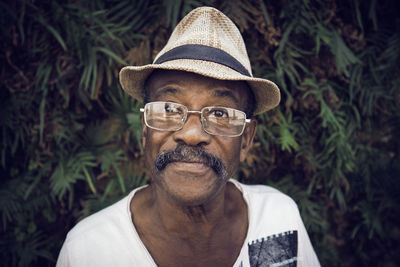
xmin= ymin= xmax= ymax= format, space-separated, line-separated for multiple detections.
xmin=1 ymin=0 xmax=399 ymax=266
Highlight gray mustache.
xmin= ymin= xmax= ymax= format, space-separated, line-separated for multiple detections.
xmin=154 ymin=143 xmax=227 ymax=177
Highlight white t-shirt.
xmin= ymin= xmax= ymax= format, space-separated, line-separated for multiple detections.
xmin=56 ymin=180 xmax=320 ymax=267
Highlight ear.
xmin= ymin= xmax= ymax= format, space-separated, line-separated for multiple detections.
xmin=240 ymin=119 xmax=257 ymax=162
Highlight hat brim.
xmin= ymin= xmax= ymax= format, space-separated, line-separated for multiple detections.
xmin=119 ymin=59 xmax=280 ymax=115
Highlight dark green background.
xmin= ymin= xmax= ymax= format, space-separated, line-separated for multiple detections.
xmin=1 ymin=0 xmax=399 ymax=266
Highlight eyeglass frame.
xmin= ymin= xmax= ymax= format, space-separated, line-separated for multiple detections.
xmin=140 ymin=101 xmax=251 ymax=137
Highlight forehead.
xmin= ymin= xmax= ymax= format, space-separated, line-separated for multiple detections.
xmin=145 ymin=70 xmax=250 ymax=108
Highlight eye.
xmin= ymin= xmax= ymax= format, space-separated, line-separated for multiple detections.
xmin=164 ymin=103 xmax=183 ymax=114
xmin=209 ymin=108 xmax=229 ymax=118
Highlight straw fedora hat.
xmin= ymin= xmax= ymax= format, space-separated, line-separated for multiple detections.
xmin=119 ymin=6 xmax=280 ymax=115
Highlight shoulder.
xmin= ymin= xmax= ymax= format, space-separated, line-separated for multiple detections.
xmin=231 ymin=180 xmax=301 ymax=232
xmin=65 ymin=194 xmax=131 ymax=242
xmin=57 ymin=186 xmax=154 ymax=266
xmin=57 ymin=189 xmax=141 ymax=265
xmin=63 ymin=185 xmax=146 ymax=246
xmin=231 ymin=179 xmax=298 ymax=210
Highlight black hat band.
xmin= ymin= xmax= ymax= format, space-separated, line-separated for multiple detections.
xmin=154 ymin=44 xmax=251 ymax=77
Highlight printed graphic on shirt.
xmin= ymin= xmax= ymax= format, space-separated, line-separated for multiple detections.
xmin=248 ymin=230 xmax=298 ymax=267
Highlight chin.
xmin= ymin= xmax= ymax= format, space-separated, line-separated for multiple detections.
xmin=155 ymin=166 xmax=227 ymax=206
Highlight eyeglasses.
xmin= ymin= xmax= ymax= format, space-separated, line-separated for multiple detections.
xmin=140 ymin=101 xmax=250 ymax=137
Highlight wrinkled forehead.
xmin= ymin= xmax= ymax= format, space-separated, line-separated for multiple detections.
xmin=144 ymin=70 xmax=250 ymax=108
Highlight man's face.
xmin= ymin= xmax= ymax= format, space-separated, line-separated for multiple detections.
xmin=142 ymin=70 xmax=256 ymax=206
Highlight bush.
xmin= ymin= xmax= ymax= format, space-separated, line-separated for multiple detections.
xmin=1 ymin=0 xmax=399 ymax=266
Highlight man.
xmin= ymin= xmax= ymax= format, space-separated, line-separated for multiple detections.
xmin=57 ymin=7 xmax=320 ymax=267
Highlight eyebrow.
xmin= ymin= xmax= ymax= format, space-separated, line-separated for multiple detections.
xmin=153 ymin=86 xmax=241 ymax=105
xmin=153 ymin=86 xmax=180 ymax=99
xmin=212 ymin=89 xmax=240 ymax=104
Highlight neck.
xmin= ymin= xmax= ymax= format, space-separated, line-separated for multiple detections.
xmin=149 ymin=182 xmax=230 ymax=237
xmin=130 ymin=179 xmax=248 ymax=266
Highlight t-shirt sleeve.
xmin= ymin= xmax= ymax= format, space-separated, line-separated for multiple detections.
xmin=56 ymin=241 xmax=70 ymax=267
xmin=296 ymin=210 xmax=321 ymax=267
xmin=238 ymin=182 xmax=321 ymax=267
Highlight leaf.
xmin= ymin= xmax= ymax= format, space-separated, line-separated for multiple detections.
xmin=95 ymin=46 xmax=128 ymax=65
xmin=35 ymin=16 xmax=67 ymax=51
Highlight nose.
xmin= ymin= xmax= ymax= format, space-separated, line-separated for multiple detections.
xmin=173 ymin=113 xmax=211 ymax=146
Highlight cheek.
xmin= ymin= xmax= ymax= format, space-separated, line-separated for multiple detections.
xmin=215 ymin=138 xmax=242 ymax=171
xmin=143 ymin=130 xmax=173 ymax=166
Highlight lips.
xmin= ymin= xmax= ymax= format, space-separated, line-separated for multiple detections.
xmin=175 ymin=159 xmax=208 ymax=165
xmin=169 ymin=161 xmax=211 ymax=174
